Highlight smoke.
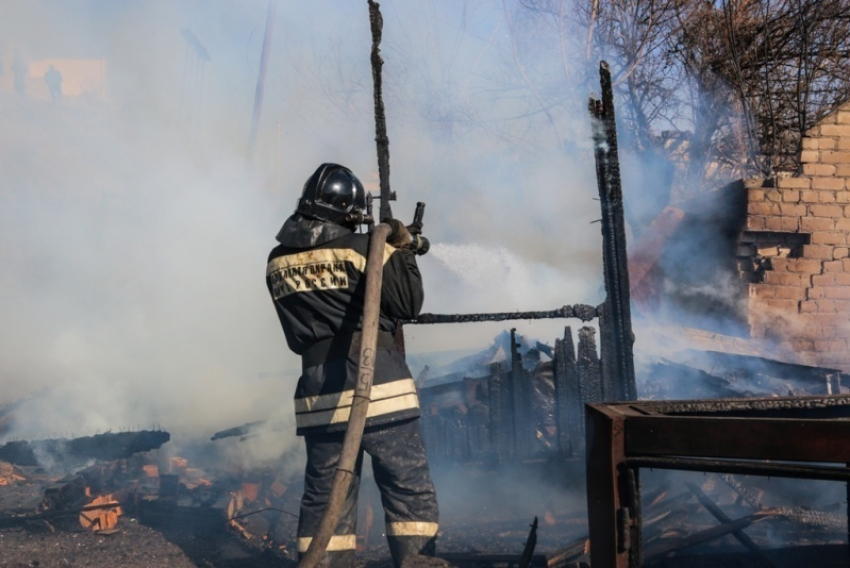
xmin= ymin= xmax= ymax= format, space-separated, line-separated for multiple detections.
xmin=0 ymin=0 xmax=605 ymax=447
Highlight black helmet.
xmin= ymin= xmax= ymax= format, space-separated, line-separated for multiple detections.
xmin=297 ymin=163 xmax=371 ymax=227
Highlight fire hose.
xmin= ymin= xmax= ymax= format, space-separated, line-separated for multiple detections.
xmin=297 ymin=222 xmax=392 ymax=568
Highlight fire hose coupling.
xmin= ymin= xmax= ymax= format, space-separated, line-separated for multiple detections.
xmin=409 ymin=234 xmax=430 ymax=256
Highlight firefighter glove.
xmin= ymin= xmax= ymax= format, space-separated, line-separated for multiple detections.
xmin=383 ymin=218 xmax=412 ymax=248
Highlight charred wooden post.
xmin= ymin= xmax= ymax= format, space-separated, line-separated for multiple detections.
xmin=589 ymin=61 xmax=637 ymax=402
xmin=553 ymin=337 xmax=571 ymax=456
xmin=562 ymin=327 xmax=585 ymax=457
xmin=368 ymin=0 xmax=394 ymax=222
xmin=577 ymin=326 xmax=603 ymax=404
xmin=488 ymin=362 xmax=505 ymax=463
xmin=510 ymin=329 xmax=528 ymax=459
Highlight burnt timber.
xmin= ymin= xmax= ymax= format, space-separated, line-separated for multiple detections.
xmin=0 ymin=430 xmax=170 ymax=467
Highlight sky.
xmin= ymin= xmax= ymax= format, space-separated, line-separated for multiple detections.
xmin=0 ymin=0 xmax=607 ymax=454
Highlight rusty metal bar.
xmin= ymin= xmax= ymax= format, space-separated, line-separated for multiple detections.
xmin=627 ymin=457 xmax=850 ymax=482
xmin=585 ymin=404 xmax=631 ymax=568
xmin=589 ymin=61 xmax=636 ymax=403
xmin=405 ymin=304 xmax=599 ymax=324
xmin=625 ymin=416 xmax=850 ymax=462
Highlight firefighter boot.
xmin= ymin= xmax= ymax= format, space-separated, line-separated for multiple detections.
xmin=387 ymin=534 xmax=437 ymax=568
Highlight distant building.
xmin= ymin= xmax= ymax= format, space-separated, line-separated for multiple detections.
xmin=0 ymin=55 xmax=107 ymax=102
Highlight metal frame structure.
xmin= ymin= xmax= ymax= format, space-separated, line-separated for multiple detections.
xmin=585 ymin=394 xmax=850 ymax=567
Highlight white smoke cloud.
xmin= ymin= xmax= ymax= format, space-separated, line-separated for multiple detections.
xmin=0 ymin=0 xmax=605 ymax=469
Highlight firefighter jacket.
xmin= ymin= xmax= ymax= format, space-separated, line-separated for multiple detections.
xmin=267 ymin=214 xmax=423 ymax=436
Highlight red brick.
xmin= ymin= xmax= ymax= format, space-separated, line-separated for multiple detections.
xmin=817 ymin=300 xmax=837 ymax=313
xmin=801 ymin=150 xmax=819 ymax=163
xmin=748 ymin=188 xmax=765 ymax=202
xmin=782 ymin=189 xmax=800 ymax=202
xmin=815 ymin=339 xmax=847 ymax=351
xmin=764 ymin=272 xmax=807 ymax=286
xmin=819 ymin=138 xmax=837 ymax=150
xmin=747 ymin=216 xmax=767 ymax=230
xmin=818 ymin=191 xmax=837 ymax=203
xmin=775 ymin=286 xmax=806 ymax=300
xmin=836 ymin=273 xmax=850 ymax=285
xmin=824 ymin=286 xmax=850 ymax=299
xmin=837 ymin=191 xmax=850 ymax=203
xmin=809 ymin=204 xmax=844 ymax=217
xmin=820 ymin=151 xmax=850 ymax=163
xmin=789 ymin=258 xmax=823 ymax=273
xmin=802 ymin=244 xmax=834 ymax=259
xmin=838 ymin=138 xmax=850 ymax=150
xmin=781 ymin=217 xmax=799 ymax=231
xmin=802 ymin=138 xmax=818 ymax=150
xmin=763 ymin=299 xmax=800 ymax=312
xmin=793 ymin=338 xmax=816 ymax=350
xmin=808 ymin=286 xmax=826 ymax=299
xmin=821 ymin=124 xmax=850 ymax=137
xmin=770 ymin=257 xmax=789 ymax=271
xmin=836 ymin=218 xmax=850 ymax=231
xmin=749 ymin=284 xmax=775 ymax=299
xmin=803 ymin=164 xmax=837 ymax=176
xmin=838 ymin=111 xmax=850 ymax=124
xmin=801 ymin=190 xmax=820 ymax=203
xmin=802 ymin=217 xmax=835 ymax=231
xmin=813 ymin=274 xmax=837 ymax=286
xmin=800 ymin=301 xmax=817 ymax=313
xmin=765 ymin=189 xmax=782 ymax=202
xmin=836 ymin=164 xmax=850 ymax=177
xmin=835 ymin=300 xmax=850 ymax=313
xmin=780 ymin=203 xmax=807 ymax=216
xmin=811 ymin=231 xmax=847 ymax=245
xmin=835 ymin=248 xmax=850 ymax=260
xmin=778 ymin=177 xmax=811 ymax=189
xmin=812 ymin=177 xmax=846 ymax=190
xmin=748 ymin=201 xmax=773 ymax=216
xmin=825 ymin=260 xmax=845 ymax=272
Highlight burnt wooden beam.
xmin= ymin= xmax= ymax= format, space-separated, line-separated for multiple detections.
xmin=686 ymin=482 xmax=775 ymax=567
xmin=589 ymin=61 xmax=636 ymax=402
xmin=0 ymin=431 xmax=170 ymax=467
xmin=644 ymin=511 xmax=777 ymax=561
xmin=406 ymin=304 xmax=599 ymax=324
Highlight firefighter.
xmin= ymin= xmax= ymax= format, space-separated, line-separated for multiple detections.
xmin=266 ymin=163 xmax=439 ymax=567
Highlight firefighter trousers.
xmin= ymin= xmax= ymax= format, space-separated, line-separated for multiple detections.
xmin=297 ymin=417 xmax=439 ymax=568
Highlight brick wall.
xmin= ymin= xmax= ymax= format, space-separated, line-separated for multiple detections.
xmin=744 ymin=103 xmax=850 ymax=369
